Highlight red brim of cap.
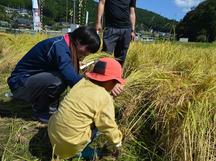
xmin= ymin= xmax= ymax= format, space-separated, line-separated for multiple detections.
xmin=85 ymin=72 xmax=126 ymax=85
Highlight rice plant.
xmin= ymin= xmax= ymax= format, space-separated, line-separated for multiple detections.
xmin=0 ymin=33 xmax=216 ymax=161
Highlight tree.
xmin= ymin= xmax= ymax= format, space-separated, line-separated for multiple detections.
xmin=176 ymin=0 xmax=216 ymax=42
xmin=0 ymin=0 xmax=177 ymax=32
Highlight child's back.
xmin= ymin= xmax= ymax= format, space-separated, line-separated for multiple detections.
xmin=48 ymin=78 xmax=122 ymax=159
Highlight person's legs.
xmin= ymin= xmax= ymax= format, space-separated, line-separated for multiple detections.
xmin=102 ymin=27 xmax=120 ymax=54
xmin=74 ymin=129 xmax=100 ymax=160
xmin=114 ymin=28 xmax=131 ymax=66
xmin=13 ymin=72 xmax=67 ymax=122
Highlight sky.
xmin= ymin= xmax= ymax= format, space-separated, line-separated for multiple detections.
xmin=95 ymin=0 xmax=204 ymax=21
xmin=136 ymin=0 xmax=204 ymax=21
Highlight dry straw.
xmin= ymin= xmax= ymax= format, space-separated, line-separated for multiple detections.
xmin=0 ymin=34 xmax=215 ymax=161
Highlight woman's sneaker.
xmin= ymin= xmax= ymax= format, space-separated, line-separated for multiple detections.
xmin=49 ymin=100 xmax=59 ymax=114
xmin=32 ymin=108 xmax=50 ymax=123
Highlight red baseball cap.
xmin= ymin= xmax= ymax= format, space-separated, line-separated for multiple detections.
xmin=85 ymin=57 xmax=126 ymax=84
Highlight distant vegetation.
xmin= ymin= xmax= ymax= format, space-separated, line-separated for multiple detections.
xmin=136 ymin=8 xmax=177 ymax=33
xmin=0 ymin=0 xmax=177 ymax=32
xmin=176 ymin=0 xmax=216 ymax=42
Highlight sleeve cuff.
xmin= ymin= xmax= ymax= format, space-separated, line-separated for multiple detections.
xmin=115 ymin=142 xmax=122 ymax=148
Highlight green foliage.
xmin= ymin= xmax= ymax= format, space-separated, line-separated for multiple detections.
xmin=176 ymin=0 xmax=216 ymax=42
xmin=136 ymin=8 xmax=177 ymax=33
xmin=0 ymin=0 xmax=176 ymax=32
xmin=0 ymin=0 xmax=31 ymax=9
xmin=0 ymin=5 xmax=10 ymax=21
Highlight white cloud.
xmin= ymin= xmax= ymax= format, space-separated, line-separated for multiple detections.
xmin=175 ymin=0 xmax=204 ymax=12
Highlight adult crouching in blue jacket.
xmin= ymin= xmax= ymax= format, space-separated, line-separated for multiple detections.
xmin=7 ymin=26 xmax=101 ymax=123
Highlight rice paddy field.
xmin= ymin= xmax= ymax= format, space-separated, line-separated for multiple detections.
xmin=0 ymin=32 xmax=215 ymax=161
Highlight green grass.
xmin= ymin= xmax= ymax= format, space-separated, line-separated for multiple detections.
xmin=0 ymin=33 xmax=216 ymax=161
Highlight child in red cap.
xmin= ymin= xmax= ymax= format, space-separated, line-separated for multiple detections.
xmin=48 ymin=57 xmax=125 ymax=160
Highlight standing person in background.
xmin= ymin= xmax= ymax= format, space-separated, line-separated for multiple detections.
xmin=96 ymin=0 xmax=136 ymax=66
xmin=7 ymin=26 xmax=101 ymax=123
xmin=96 ymin=0 xmax=136 ymax=96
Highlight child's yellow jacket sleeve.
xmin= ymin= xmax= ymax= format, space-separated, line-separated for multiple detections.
xmin=94 ymin=96 xmax=122 ymax=145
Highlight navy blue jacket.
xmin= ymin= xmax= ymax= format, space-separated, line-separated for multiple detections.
xmin=8 ymin=35 xmax=82 ymax=91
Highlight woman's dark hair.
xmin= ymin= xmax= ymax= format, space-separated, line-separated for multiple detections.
xmin=68 ymin=26 xmax=101 ymax=53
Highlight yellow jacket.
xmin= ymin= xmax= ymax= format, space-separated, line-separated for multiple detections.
xmin=48 ymin=78 xmax=122 ymax=159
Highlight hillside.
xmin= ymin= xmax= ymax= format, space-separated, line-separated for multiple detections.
xmin=176 ymin=0 xmax=216 ymax=42
xmin=0 ymin=0 xmax=177 ymax=32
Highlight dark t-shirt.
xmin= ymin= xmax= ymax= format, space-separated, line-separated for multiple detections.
xmin=104 ymin=0 xmax=136 ymax=28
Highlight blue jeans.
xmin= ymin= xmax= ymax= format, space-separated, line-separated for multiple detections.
xmin=76 ymin=129 xmax=100 ymax=160
xmin=102 ymin=27 xmax=132 ymax=66
xmin=11 ymin=72 xmax=67 ymax=115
